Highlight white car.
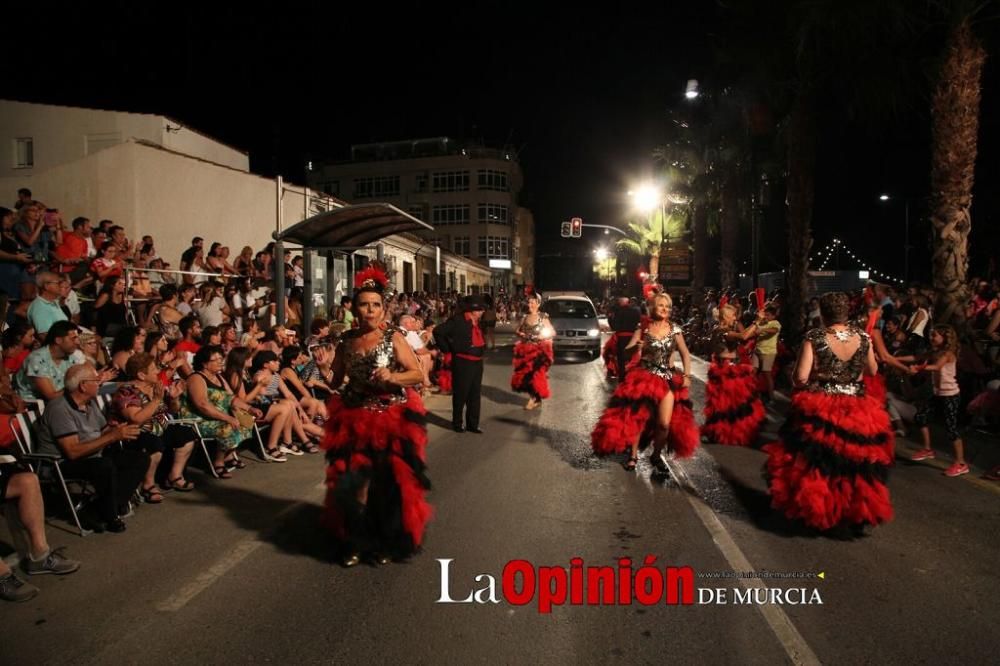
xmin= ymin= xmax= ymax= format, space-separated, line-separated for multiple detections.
xmin=542 ymin=292 xmax=602 ymax=357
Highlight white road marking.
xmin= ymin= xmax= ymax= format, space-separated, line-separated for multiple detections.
xmin=156 ymin=490 xmax=323 ymax=612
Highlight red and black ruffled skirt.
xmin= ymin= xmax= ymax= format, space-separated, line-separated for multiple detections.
xmin=590 ymin=367 xmax=699 ymax=458
xmin=321 ymin=389 xmax=432 ymax=556
xmin=511 ymin=340 xmax=554 ymax=400
xmin=702 ymin=360 xmax=766 ymax=447
xmin=762 ymin=388 xmax=894 ymax=530
xmin=435 ymin=352 xmax=453 ymax=394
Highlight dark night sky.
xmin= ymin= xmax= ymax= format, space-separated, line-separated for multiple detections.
xmin=5 ymin=2 xmax=998 ymax=284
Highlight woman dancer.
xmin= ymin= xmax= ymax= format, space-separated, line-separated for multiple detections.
xmin=321 ymin=266 xmax=431 ymax=566
xmin=591 ymin=293 xmax=699 ymax=472
xmin=511 ymin=293 xmax=555 ymax=410
xmin=763 ymin=292 xmax=894 ymax=534
xmin=702 ymin=304 xmax=765 ymax=446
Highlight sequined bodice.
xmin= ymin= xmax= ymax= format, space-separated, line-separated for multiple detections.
xmin=517 ymin=313 xmax=549 ymax=342
xmin=639 ymin=323 xmax=681 ymax=378
xmin=710 ymin=323 xmax=742 ymax=353
xmin=339 ymin=328 xmax=407 ymax=410
xmin=806 ymin=326 xmax=870 ymax=395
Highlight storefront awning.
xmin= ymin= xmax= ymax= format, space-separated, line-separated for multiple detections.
xmin=274 ymin=203 xmax=433 ymax=249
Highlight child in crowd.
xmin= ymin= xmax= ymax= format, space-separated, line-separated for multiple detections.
xmin=909 ymin=325 xmax=968 ymax=477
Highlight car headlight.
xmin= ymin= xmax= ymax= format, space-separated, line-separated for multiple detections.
xmin=587 ymin=329 xmax=600 ymax=337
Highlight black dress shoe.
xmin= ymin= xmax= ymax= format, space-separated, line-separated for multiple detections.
xmin=105 ymin=518 xmax=127 ymax=533
xmin=453 ymin=425 xmax=465 ymax=433
xmin=467 ymin=427 xmax=484 ymax=434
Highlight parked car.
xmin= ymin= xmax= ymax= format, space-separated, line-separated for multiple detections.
xmin=542 ymin=292 xmax=602 ymax=357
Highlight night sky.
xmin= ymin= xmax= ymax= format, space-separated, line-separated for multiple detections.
xmin=6 ymin=2 xmax=999 ymax=285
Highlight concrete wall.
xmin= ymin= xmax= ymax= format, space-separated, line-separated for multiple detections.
xmin=0 ymin=140 xmax=313 ymax=268
xmin=0 ymin=99 xmax=248 ymax=178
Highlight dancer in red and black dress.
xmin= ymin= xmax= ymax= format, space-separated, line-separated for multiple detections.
xmin=763 ymin=292 xmax=894 ymax=534
xmin=321 ymin=266 xmax=431 ymax=566
xmin=591 ymin=293 xmax=699 ymax=473
xmin=702 ymin=304 xmax=766 ymax=446
xmin=511 ymin=293 xmax=555 ymax=410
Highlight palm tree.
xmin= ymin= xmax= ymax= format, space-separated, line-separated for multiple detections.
xmin=929 ymin=12 xmax=987 ymax=327
xmin=615 ymin=209 xmax=686 ymax=283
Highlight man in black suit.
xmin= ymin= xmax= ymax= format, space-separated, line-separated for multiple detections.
xmin=608 ymin=295 xmax=641 ymax=378
xmin=435 ymin=295 xmax=486 ymax=433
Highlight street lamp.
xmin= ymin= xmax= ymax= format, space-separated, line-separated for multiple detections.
xmin=594 ymin=247 xmax=609 ymax=262
xmin=878 ymin=193 xmax=910 ymax=282
xmin=629 ymin=183 xmax=668 ymax=284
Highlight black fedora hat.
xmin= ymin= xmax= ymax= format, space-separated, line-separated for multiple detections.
xmin=462 ymin=294 xmax=487 ymax=311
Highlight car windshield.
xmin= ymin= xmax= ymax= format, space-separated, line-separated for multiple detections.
xmin=544 ymin=300 xmax=595 ymax=319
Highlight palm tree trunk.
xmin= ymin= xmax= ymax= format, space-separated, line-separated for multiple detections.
xmin=719 ymin=179 xmax=739 ymax=291
xmin=650 ymin=248 xmax=660 ymax=282
xmin=785 ymin=84 xmax=816 ymax=342
xmin=930 ymin=19 xmax=985 ymax=328
xmin=692 ymin=203 xmax=708 ymax=290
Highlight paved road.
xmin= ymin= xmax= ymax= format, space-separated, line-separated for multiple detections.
xmin=4 ymin=334 xmax=998 ymax=664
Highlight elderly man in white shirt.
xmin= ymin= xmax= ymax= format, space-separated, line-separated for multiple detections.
xmin=399 ymin=314 xmax=436 ymax=394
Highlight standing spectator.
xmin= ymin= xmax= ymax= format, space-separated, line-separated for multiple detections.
xmin=26 ymin=272 xmax=68 ymax=341
xmin=745 ymin=305 xmax=781 ymax=402
xmin=909 ymin=325 xmax=968 ymax=477
xmin=35 ymin=363 xmax=145 ymax=532
xmin=0 ymin=207 xmax=32 ymax=319
xmin=14 ymin=203 xmax=57 ymax=265
xmin=14 ymin=187 xmax=32 ymax=210
xmin=16 ymin=321 xmax=80 ymax=402
xmin=234 ymin=246 xmax=254 ymax=277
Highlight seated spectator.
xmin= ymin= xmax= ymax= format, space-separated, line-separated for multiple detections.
xmin=112 ymin=353 xmax=197 ymax=499
xmin=0 ymin=466 xmax=81 ymax=602
xmin=145 ymin=331 xmax=189 ymax=384
xmin=176 ymin=283 xmax=197 ymax=316
xmin=90 ymin=241 xmax=124 ymax=287
xmin=175 ymin=316 xmax=202 ymax=365
xmin=218 ymin=323 xmax=238 ymax=354
xmin=16 ymin=320 xmax=79 ymax=401
xmin=196 ymin=282 xmax=230 ymax=328
xmin=14 ymin=203 xmax=58 ymax=266
xmin=35 ymin=363 xmax=145 ymax=532
xmin=233 ymin=246 xmax=254 ymax=277
xmin=108 ymin=225 xmax=132 ymax=258
xmin=151 ymin=284 xmax=183 ymax=340
xmin=303 ymin=341 xmax=335 ymax=400
xmin=93 ymin=277 xmax=128 ymax=338
xmin=304 ymin=318 xmax=330 ymax=349
xmin=249 ymin=350 xmax=322 ymax=454
xmin=399 ymin=314 xmax=435 ymax=393
xmin=57 ymin=276 xmax=82 ymax=325
xmin=74 ymin=332 xmax=113 ymax=374
xmin=0 ymin=362 xmax=27 ymax=449
xmin=278 ymin=346 xmax=329 ymax=422
xmin=2 ymin=321 xmax=35 ymax=374
xmin=109 ymin=326 xmax=147 ymax=381
xmin=223 ymin=347 xmax=292 ymax=462
xmin=14 ymin=187 xmax=32 ymax=210
xmin=178 ymin=345 xmax=254 ymax=478
xmin=200 ymin=326 xmax=223 ymax=348
xmin=26 ymin=271 xmax=68 ymax=341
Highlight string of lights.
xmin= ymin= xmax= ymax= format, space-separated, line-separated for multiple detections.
xmin=811 ymin=238 xmax=905 ymax=284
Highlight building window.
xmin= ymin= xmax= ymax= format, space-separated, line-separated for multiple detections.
xmin=477 ymin=169 xmax=508 ymax=192
xmin=320 ymin=181 xmax=340 ymax=196
xmin=477 ymin=235 xmax=509 ymax=259
xmin=14 ymin=138 xmax=33 ymax=168
xmin=407 ymin=204 xmax=425 ymax=221
xmin=353 ymin=176 xmax=400 ymax=198
xmin=453 ymin=236 xmax=471 ymax=257
xmin=477 ymin=203 xmax=509 ymax=225
xmin=431 ymin=204 xmax=470 ymax=225
xmin=432 ymin=171 xmax=469 ymax=192
xmin=415 ymin=173 xmax=428 ymax=193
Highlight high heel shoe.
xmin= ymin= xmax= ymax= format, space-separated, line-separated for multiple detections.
xmin=342 ymin=552 xmax=361 ymax=567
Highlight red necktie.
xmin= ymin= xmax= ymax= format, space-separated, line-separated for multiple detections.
xmin=465 ymin=313 xmax=484 ymax=347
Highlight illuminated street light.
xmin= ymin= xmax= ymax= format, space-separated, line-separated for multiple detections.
xmin=685 ymin=79 xmax=700 ymax=99
xmin=630 ymin=184 xmax=662 ymax=213
xmin=879 ymin=194 xmax=890 ymax=201
xmin=594 ymin=247 xmax=609 ymax=261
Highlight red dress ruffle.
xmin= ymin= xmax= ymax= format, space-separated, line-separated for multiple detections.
xmin=511 ymin=339 xmax=554 ymax=400
xmin=591 ymin=368 xmax=699 ymax=458
xmin=436 ymin=352 xmax=453 ymax=394
xmin=321 ymin=388 xmax=432 ymax=554
xmin=702 ymin=360 xmax=766 ymax=447
xmin=763 ymin=388 xmax=894 ymax=530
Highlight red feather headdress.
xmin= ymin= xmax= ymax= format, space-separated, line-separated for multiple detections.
xmin=354 ymin=266 xmax=389 ymax=290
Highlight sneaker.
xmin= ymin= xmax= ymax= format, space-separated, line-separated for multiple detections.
xmin=0 ymin=572 xmax=39 ymax=602
xmin=944 ymin=463 xmax=969 ymax=477
xmin=24 ymin=548 xmax=81 ymax=576
xmin=910 ymin=449 xmax=936 ymax=461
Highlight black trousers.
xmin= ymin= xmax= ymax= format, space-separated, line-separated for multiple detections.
xmin=452 ymin=357 xmax=484 ymax=429
xmin=59 ymin=448 xmax=149 ymax=523
xmin=615 ymin=334 xmax=633 ymax=378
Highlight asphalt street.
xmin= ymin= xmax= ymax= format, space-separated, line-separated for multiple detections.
xmin=3 ymin=330 xmax=998 ymax=665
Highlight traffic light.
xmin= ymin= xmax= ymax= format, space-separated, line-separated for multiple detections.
xmin=560 ymin=221 xmax=572 ymax=238
xmin=571 ymin=217 xmax=582 ymax=238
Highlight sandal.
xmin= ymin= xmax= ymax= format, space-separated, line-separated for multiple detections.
xmin=265 ymin=447 xmax=287 ymax=462
xmin=165 ymin=477 xmax=195 ymax=492
xmin=624 ymin=456 xmax=638 ymax=471
xmin=302 ymin=441 xmax=320 ymax=454
xmin=140 ymin=485 xmax=165 ymax=504
xmin=225 ymin=454 xmax=247 ymax=470
xmin=213 ymin=466 xmax=234 ymax=479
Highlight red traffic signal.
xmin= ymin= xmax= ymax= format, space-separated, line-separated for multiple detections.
xmin=571 ymin=217 xmax=582 ymax=238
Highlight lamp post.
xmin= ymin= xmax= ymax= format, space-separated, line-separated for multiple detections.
xmin=629 ymin=183 xmax=668 ymax=285
xmin=878 ymin=194 xmax=910 ymax=283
